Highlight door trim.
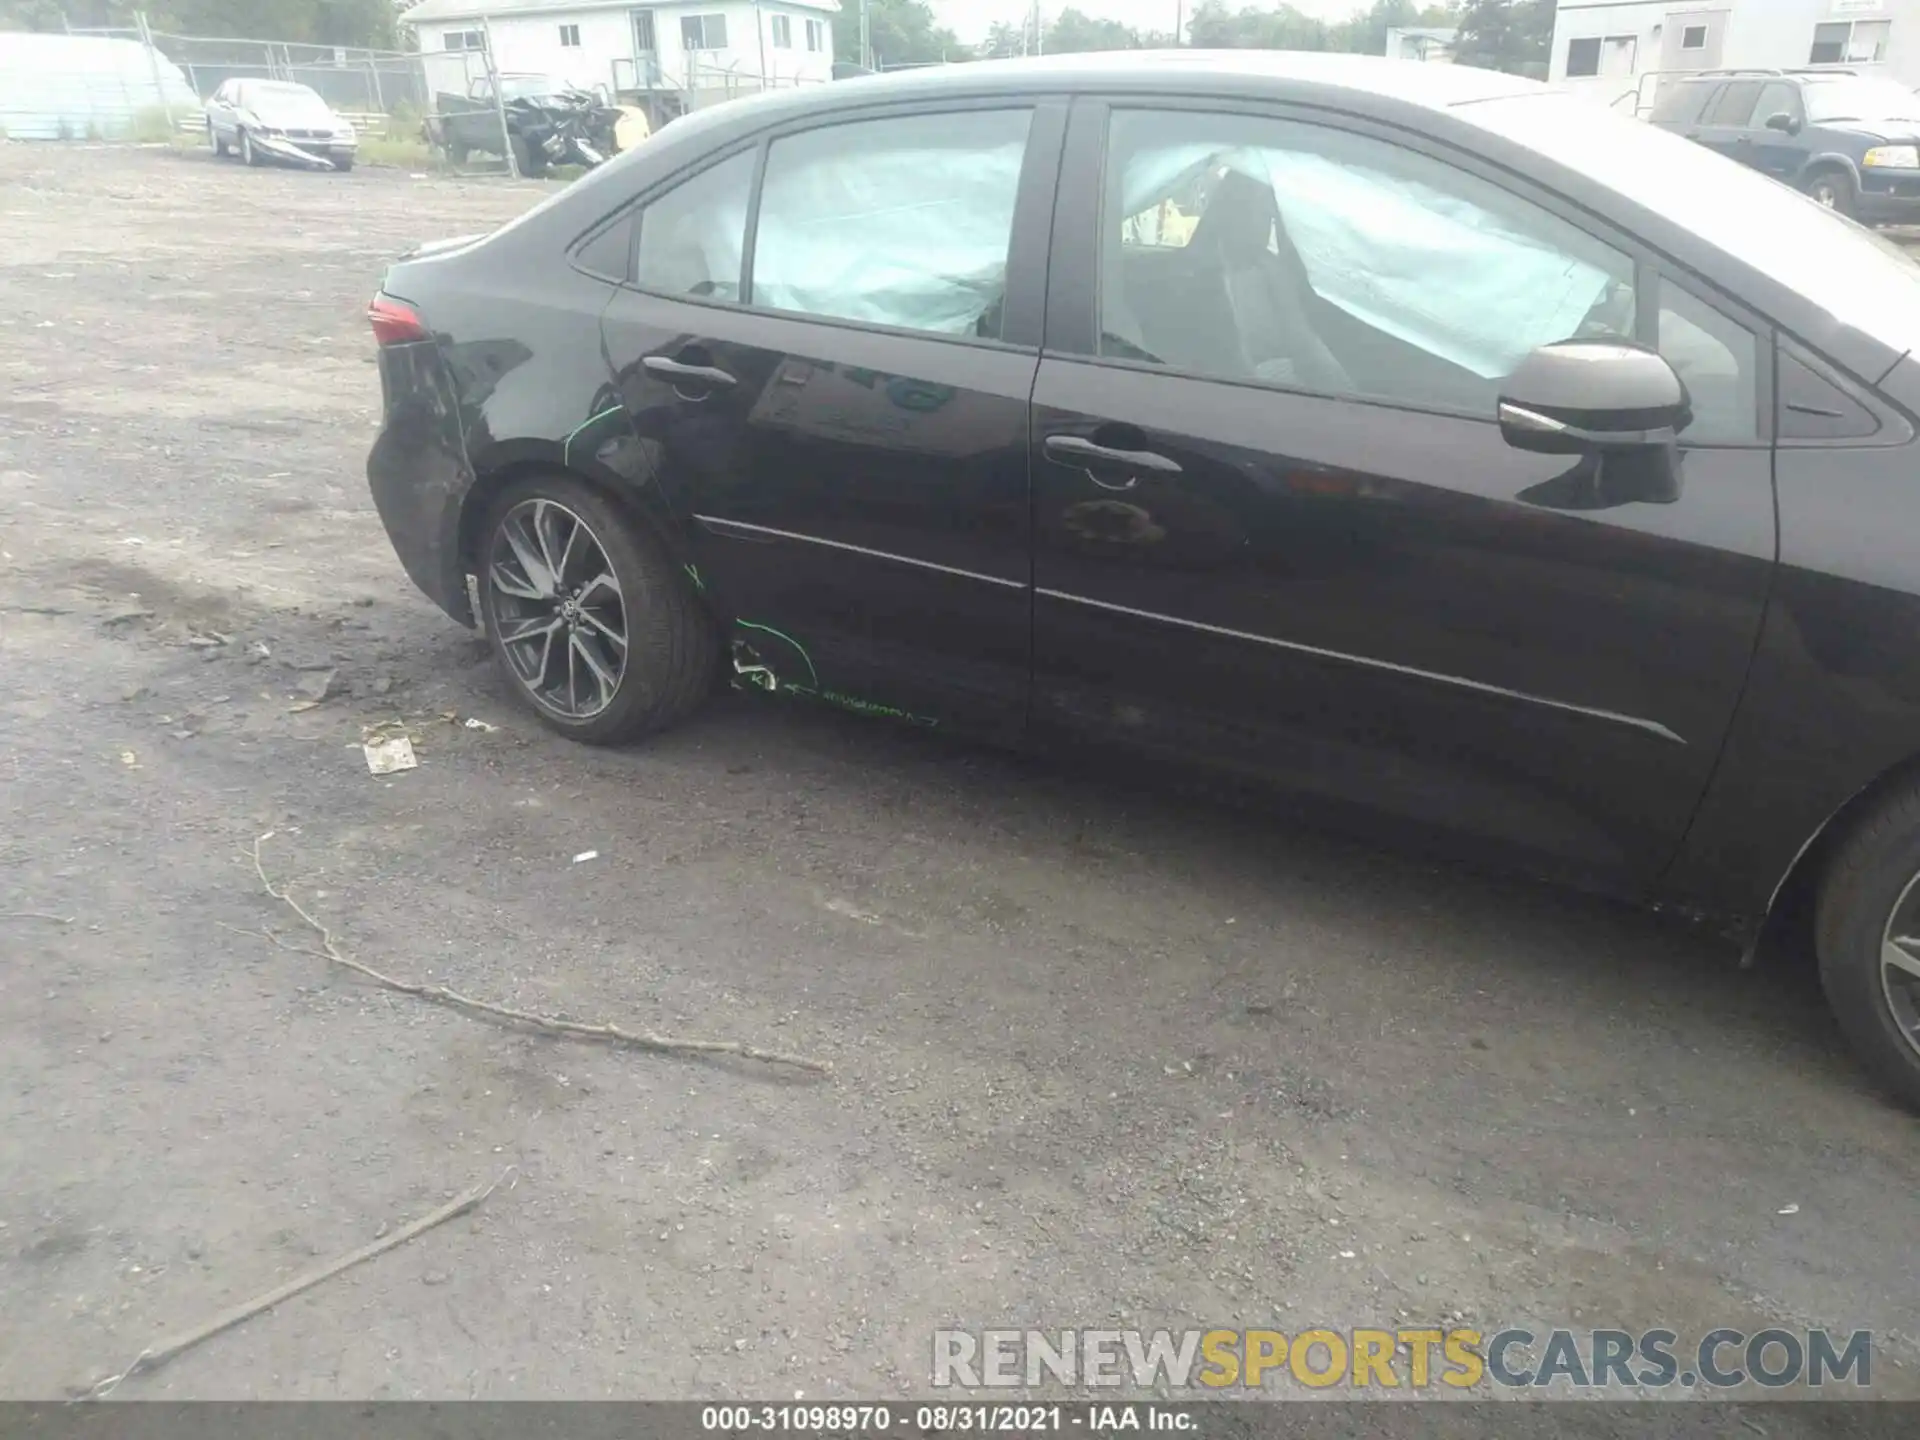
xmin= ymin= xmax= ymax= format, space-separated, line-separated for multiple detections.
xmin=1035 ymin=586 xmax=1688 ymax=745
xmin=694 ymin=514 xmax=1030 ymax=589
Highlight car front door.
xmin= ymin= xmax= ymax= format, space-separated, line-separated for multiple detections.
xmin=207 ymin=80 xmax=233 ymax=141
xmin=598 ymin=101 xmax=1065 ymax=738
xmin=1029 ymin=99 xmax=1778 ymax=888
xmin=1749 ymin=80 xmax=1807 ymax=180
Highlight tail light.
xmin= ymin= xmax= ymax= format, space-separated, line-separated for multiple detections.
xmin=367 ymin=293 xmax=429 ymax=346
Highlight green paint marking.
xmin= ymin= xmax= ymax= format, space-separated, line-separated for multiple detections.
xmin=683 ymin=563 xmax=706 ymax=593
xmin=561 ymin=404 xmax=626 ymax=468
xmin=734 ymin=620 xmax=818 ymax=687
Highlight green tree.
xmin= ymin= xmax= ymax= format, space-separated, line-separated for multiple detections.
xmin=1450 ymin=0 xmax=1552 ymax=78
xmin=1045 ymin=7 xmax=1145 ymax=53
xmin=981 ymin=18 xmax=1028 ymax=58
xmin=1187 ymin=1 xmax=1334 ymax=52
xmin=835 ymin=0 xmax=966 ymax=68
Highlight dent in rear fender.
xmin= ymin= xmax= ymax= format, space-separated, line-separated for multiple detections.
xmin=441 ymin=286 xmax=700 ymax=579
xmin=367 ymin=340 xmax=475 ymax=625
xmin=1660 ymin=433 xmax=1920 ymax=922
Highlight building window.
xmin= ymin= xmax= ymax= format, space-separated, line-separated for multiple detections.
xmin=682 ymin=13 xmax=729 ymax=51
xmin=443 ymin=30 xmax=483 ymax=52
xmin=559 ymin=23 xmax=580 ymax=48
xmin=1601 ymin=35 xmax=1637 ymax=76
xmin=1681 ymin=24 xmax=1707 ymax=50
xmin=771 ymin=14 xmax=792 ymax=48
xmin=1812 ymin=19 xmax=1891 ymax=65
xmin=805 ymin=17 xmax=826 ymax=52
xmin=1566 ymin=37 xmax=1601 ymax=77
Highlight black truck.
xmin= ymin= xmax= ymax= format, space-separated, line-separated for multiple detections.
xmin=427 ymin=74 xmax=633 ymax=174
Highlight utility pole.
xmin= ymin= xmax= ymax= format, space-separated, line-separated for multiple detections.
xmin=1176 ymin=1 xmax=1185 ymax=46
xmin=1033 ymin=3 xmax=1044 ymax=56
xmin=860 ymin=0 xmax=871 ymax=70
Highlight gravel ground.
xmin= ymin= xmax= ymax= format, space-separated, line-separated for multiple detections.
xmin=2 ymin=144 xmax=1918 ymax=1418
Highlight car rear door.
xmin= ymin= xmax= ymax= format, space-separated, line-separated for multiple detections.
xmin=1693 ymin=77 xmax=1766 ymax=166
xmin=598 ymin=99 xmax=1067 ymax=739
xmin=1028 ymin=97 xmax=1778 ymax=889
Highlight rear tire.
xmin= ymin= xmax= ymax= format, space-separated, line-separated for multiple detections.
xmin=212 ymin=126 xmax=228 ymax=157
xmin=333 ymin=155 xmax=354 ymax=173
xmin=1806 ymin=167 xmax=1856 ymax=218
xmin=446 ymin=139 xmax=469 ymax=165
xmin=477 ymin=475 xmax=717 ymax=746
xmin=1814 ymin=778 xmax=1920 ymax=1111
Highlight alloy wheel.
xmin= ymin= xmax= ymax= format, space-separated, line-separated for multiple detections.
xmin=1879 ymin=870 xmax=1920 ymax=1061
xmin=487 ymin=498 xmax=628 ymax=721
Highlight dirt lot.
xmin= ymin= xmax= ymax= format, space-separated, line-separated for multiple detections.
xmin=2 ymin=144 xmax=1918 ymax=1416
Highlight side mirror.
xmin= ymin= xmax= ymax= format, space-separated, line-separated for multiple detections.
xmin=1501 ymin=342 xmax=1691 ymax=508
xmin=1765 ymin=111 xmax=1802 ymax=135
xmin=1499 ymin=341 xmax=1691 ymax=455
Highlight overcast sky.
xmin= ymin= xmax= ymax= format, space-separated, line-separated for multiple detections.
xmin=926 ymin=1 xmax=1370 ymax=45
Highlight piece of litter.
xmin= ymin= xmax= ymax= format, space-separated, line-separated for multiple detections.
xmin=1339 ymin=1250 xmax=1356 ymax=1260
xmin=120 ymin=536 xmax=146 ymax=546
xmin=1777 ymin=1203 xmax=1799 ymax=1216
xmin=363 ymin=735 xmax=417 ymax=775
xmin=463 ymin=717 xmax=497 ymax=732
xmin=294 ymin=668 xmax=339 ymax=704
xmin=119 ymin=750 xmax=139 ymax=767
xmin=573 ymin=850 xmax=599 ymax=864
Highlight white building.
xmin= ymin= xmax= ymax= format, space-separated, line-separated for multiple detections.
xmin=404 ymin=0 xmax=839 ymax=117
xmin=1384 ymin=26 xmax=1459 ymax=62
xmin=1549 ymin=0 xmax=1920 ymax=112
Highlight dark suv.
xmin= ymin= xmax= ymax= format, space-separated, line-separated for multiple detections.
xmin=1650 ymin=67 xmax=1920 ymax=221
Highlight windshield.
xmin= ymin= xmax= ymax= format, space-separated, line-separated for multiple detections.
xmin=497 ymin=75 xmax=566 ymax=100
xmin=241 ymin=82 xmax=335 ymax=124
xmin=1803 ymin=76 xmax=1920 ymax=124
xmin=1462 ymin=91 xmax=1920 ymax=359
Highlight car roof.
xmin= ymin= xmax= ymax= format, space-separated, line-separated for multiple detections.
xmin=796 ymin=49 xmax=1537 ymax=111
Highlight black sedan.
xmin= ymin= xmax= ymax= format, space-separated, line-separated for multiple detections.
xmin=368 ymin=51 xmax=1920 ymax=1110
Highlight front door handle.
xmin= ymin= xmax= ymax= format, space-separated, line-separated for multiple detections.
xmin=1044 ymin=434 xmax=1183 ymax=476
xmin=643 ymin=355 xmax=738 ymax=389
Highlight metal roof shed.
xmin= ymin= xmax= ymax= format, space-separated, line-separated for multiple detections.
xmin=0 ymin=32 xmax=198 ymax=140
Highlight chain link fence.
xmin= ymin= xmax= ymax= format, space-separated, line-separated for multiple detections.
xmin=67 ymin=25 xmax=428 ymax=118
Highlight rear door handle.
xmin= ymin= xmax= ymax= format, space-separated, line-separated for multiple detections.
xmin=643 ymin=355 xmax=737 ymax=389
xmin=1044 ymin=434 xmax=1182 ymax=475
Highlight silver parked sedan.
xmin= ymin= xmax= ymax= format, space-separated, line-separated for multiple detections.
xmin=204 ymin=79 xmax=356 ymax=172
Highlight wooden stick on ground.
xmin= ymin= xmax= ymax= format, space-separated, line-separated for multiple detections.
xmin=242 ymin=832 xmax=832 ymax=1077
xmin=74 ymin=1170 xmax=512 ymax=1400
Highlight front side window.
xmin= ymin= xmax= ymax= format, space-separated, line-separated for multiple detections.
xmin=750 ymin=109 xmax=1032 ymax=338
xmin=632 ymin=148 xmax=756 ymax=301
xmin=1754 ymin=81 xmax=1803 ymax=129
xmin=683 ymin=14 xmax=728 ymax=50
xmin=1099 ymin=110 xmax=1635 ymax=412
xmin=1656 ymin=281 xmax=1760 ymax=444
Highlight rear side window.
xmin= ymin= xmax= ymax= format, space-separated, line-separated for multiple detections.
xmin=632 ymin=148 xmax=755 ymax=301
xmin=1703 ymin=79 xmax=1763 ymax=126
xmin=1651 ymin=81 xmax=1715 ymax=125
xmin=749 ymin=109 xmax=1033 ymax=339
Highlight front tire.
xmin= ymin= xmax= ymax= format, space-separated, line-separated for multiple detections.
xmin=332 ymin=155 xmax=354 ymax=172
xmin=1815 ymin=780 xmax=1920 ymax=1110
xmin=212 ymin=125 xmax=228 ymax=157
xmin=1806 ymin=167 xmax=1856 ymax=217
xmin=477 ymin=476 xmax=717 ymax=745
xmin=240 ymin=129 xmax=260 ymax=167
